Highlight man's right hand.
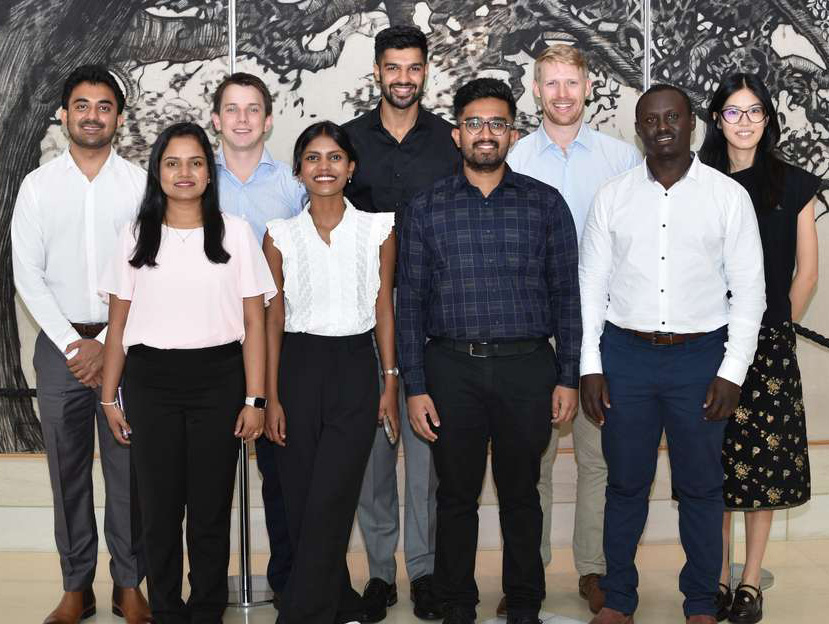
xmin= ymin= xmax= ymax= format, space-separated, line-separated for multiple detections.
xmin=407 ymin=394 xmax=440 ymax=442
xmin=580 ymin=373 xmax=611 ymax=426
xmin=65 ymin=339 xmax=104 ymax=388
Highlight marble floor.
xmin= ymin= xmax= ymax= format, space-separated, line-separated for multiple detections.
xmin=2 ymin=541 xmax=827 ymax=623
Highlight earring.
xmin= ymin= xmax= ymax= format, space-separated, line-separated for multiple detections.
xmin=348 ymin=176 xmax=352 ymax=183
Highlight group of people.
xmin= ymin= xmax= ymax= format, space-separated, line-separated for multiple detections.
xmin=10 ymin=22 xmax=819 ymax=624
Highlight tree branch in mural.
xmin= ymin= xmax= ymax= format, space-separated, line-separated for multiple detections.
xmin=650 ymin=0 xmax=829 ymax=218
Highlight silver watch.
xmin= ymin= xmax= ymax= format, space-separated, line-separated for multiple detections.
xmin=245 ymin=396 xmax=267 ymax=409
xmin=383 ymin=367 xmax=400 ymax=377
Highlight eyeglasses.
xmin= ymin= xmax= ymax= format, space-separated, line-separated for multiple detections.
xmin=460 ymin=117 xmax=513 ymax=136
xmin=720 ymin=106 xmax=767 ymax=124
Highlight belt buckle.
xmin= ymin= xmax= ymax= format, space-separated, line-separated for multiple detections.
xmin=468 ymin=342 xmax=489 ymax=358
xmin=652 ymin=331 xmax=673 ymax=345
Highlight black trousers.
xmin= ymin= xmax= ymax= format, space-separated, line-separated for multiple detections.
xmin=275 ymin=332 xmax=379 ymax=624
xmin=124 ymin=343 xmax=244 ymax=624
xmin=426 ymin=340 xmax=556 ymax=619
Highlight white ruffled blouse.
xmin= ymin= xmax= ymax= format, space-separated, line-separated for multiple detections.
xmin=266 ymin=200 xmax=394 ymax=336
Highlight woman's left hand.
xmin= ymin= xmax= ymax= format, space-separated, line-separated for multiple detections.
xmin=378 ymin=384 xmax=400 ymax=442
xmin=235 ymin=405 xmax=265 ymax=442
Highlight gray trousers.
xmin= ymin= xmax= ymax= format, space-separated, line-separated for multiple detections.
xmin=34 ymin=331 xmax=144 ymax=591
xmin=538 ymin=408 xmax=607 ymax=576
xmin=356 ymin=378 xmax=438 ymax=584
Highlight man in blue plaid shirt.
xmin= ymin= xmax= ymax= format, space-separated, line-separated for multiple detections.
xmin=396 ymin=78 xmax=582 ymax=624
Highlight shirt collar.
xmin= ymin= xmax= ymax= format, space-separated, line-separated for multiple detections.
xmin=62 ymin=145 xmax=119 ymax=176
xmin=369 ymin=102 xmax=428 ymax=133
xmin=643 ymin=152 xmax=699 ymax=183
xmin=452 ymin=164 xmax=526 ymax=194
xmin=216 ymin=145 xmax=275 ymax=173
xmin=535 ymin=122 xmax=593 ymax=155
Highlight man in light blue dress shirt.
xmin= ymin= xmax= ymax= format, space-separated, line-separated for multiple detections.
xmin=211 ymin=72 xmax=306 ymax=604
xmin=506 ymin=44 xmax=641 ymax=618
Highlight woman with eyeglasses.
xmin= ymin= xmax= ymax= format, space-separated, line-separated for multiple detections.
xmin=699 ymin=73 xmax=819 ymax=623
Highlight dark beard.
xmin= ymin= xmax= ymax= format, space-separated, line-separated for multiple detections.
xmin=380 ymin=81 xmax=424 ymax=110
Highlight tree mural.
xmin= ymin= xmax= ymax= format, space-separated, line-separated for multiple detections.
xmin=1 ymin=0 xmax=826 ymax=451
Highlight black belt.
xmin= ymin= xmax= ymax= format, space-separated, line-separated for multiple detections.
xmin=431 ymin=337 xmax=547 ymax=358
xmin=71 ymin=322 xmax=107 ymax=338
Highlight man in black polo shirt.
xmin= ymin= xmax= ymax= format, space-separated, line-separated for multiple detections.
xmin=342 ymin=24 xmax=459 ymax=622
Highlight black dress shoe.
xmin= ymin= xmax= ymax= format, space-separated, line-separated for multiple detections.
xmin=715 ymin=582 xmax=733 ymax=622
xmin=442 ymin=604 xmax=474 ymax=624
xmin=361 ymin=578 xmax=398 ymax=622
xmin=411 ymin=575 xmax=443 ymax=620
xmin=728 ymin=583 xmax=762 ymax=624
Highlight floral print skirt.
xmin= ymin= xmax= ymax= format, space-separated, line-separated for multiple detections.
xmin=722 ymin=321 xmax=811 ymax=511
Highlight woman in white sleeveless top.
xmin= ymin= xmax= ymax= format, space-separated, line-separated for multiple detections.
xmin=262 ymin=121 xmax=398 ymax=624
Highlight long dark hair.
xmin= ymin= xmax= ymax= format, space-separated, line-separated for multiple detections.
xmin=130 ymin=122 xmax=229 ymax=267
xmin=292 ymin=121 xmax=359 ymax=176
xmin=699 ymin=72 xmax=785 ymax=211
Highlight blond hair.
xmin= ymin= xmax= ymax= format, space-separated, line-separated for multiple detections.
xmin=534 ymin=44 xmax=589 ymax=81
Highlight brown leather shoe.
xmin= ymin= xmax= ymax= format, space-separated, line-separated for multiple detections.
xmin=589 ymin=607 xmax=634 ymax=624
xmin=686 ymin=616 xmax=717 ymax=624
xmin=43 ymin=588 xmax=96 ymax=624
xmin=112 ymin=586 xmax=154 ymax=623
xmin=496 ymin=594 xmax=507 ymax=618
xmin=579 ymin=573 xmax=606 ymax=614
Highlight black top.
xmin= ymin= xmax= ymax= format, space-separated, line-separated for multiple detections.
xmin=730 ymin=161 xmax=820 ymax=325
xmin=342 ymin=104 xmax=461 ymax=214
xmin=396 ymin=168 xmax=581 ymax=396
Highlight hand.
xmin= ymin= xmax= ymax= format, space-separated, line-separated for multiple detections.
xmin=234 ymin=405 xmax=265 ymax=442
xmin=407 ymin=393 xmax=440 ymax=442
xmin=703 ymin=376 xmax=742 ymax=421
xmin=264 ymin=401 xmax=287 ymax=447
xmin=103 ymin=403 xmax=131 ymax=446
xmin=580 ymin=373 xmax=610 ymax=426
xmin=65 ymin=339 xmax=104 ymax=388
xmin=379 ymin=385 xmax=400 ymax=442
xmin=551 ymin=385 xmax=578 ymax=424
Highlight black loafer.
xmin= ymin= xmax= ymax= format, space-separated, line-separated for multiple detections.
xmin=361 ymin=578 xmax=398 ymax=622
xmin=506 ymin=616 xmax=541 ymax=624
xmin=716 ymin=582 xmax=733 ymax=622
xmin=442 ymin=605 xmax=475 ymax=624
xmin=410 ymin=575 xmax=443 ymax=620
xmin=729 ymin=583 xmax=762 ymax=624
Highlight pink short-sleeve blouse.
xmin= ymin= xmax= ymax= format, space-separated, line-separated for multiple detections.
xmin=100 ymin=213 xmax=276 ymax=351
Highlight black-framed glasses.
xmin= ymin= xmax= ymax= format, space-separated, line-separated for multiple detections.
xmin=460 ymin=117 xmax=513 ymax=136
xmin=720 ymin=105 xmax=767 ymax=124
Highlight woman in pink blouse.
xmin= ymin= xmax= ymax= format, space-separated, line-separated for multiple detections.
xmin=262 ymin=121 xmax=398 ymax=624
xmin=99 ymin=122 xmax=276 ymax=624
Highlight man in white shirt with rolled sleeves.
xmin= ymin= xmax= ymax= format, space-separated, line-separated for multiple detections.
xmin=506 ymin=43 xmax=641 ymax=617
xmin=579 ymin=84 xmax=765 ymax=624
xmin=11 ymin=65 xmax=149 ymax=624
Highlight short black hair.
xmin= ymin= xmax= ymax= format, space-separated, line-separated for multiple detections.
xmin=62 ymin=65 xmax=125 ymax=114
xmin=292 ymin=121 xmax=359 ymax=176
xmin=374 ymin=25 xmax=428 ymax=64
xmin=212 ymin=72 xmax=273 ymax=117
xmin=635 ymin=83 xmax=693 ymax=119
xmin=453 ymin=78 xmax=517 ymax=120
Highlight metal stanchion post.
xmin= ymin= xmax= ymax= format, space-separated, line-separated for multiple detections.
xmin=228 ymin=438 xmax=274 ymax=607
xmin=728 ymin=512 xmax=775 ymax=591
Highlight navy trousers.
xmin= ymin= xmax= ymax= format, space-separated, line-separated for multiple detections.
xmin=599 ymin=323 xmax=729 ymax=618
xmin=254 ymin=436 xmax=292 ymax=592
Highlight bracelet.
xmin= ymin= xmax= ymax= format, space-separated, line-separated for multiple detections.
xmin=100 ymin=399 xmax=118 ymax=406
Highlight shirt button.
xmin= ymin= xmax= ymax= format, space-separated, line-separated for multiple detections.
xmin=661 ymin=321 xmax=666 ymax=325
xmin=660 ymin=289 xmax=665 ymax=293
xmin=662 ymin=224 xmax=666 ymax=228
xmin=395 ymin=173 xmax=400 ymax=178
xmin=661 ymin=256 xmax=665 ymax=260
xmin=664 ymin=192 xmax=668 ymax=197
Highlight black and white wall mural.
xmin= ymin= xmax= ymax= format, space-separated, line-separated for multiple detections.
xmin=1 ymin=0 xmax=827 ymax=452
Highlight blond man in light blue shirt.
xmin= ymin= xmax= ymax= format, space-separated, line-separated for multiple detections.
xmin=506 ymin=44 xmax=641 ymax=617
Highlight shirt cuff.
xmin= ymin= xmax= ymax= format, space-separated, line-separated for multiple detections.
xmin=95 ymin=325 xmax=108 ymax=345
xmin=579 ymin=351 xmax=603 ymax=377
xmin=558 ymin=360 xmax=580 ymax=389
xmin=716 ymin=355 xmax=748 ymax=387
xmin=402 ymin=367 xmax=427 ymax=398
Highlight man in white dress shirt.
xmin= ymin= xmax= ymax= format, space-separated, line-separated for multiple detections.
xmin=11 ymin=65 xmax=150 ymax=624
xmin=578 ymin=85 xmax=765 ymax=624
xmin=506 ymin=44 xmax=641 ymax=616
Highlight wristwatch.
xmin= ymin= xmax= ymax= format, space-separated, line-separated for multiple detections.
xmin=383 ymin=367 xmax=399 ymax=377
xmin=245 ymin=396 xmax=268 ymax=409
